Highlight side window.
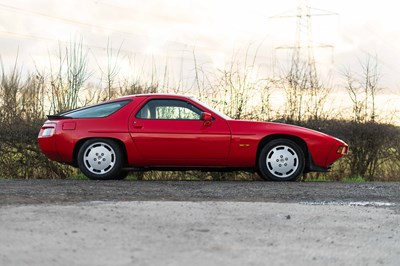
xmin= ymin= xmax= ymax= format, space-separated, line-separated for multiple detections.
xmin=63 ymin=100 xmax=131 ymax=118
xmin=136 ymin=99 xmax=202 ymax=120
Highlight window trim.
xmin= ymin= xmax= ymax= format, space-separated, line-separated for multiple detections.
xmin=135 ymin=99 xmax=204 ymax=120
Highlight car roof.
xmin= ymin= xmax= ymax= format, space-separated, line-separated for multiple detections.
xmin=116 ymin=93 xmax=193 ymax=101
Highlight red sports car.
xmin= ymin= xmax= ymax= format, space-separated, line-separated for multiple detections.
xmin=38 ymin=94 xmax=348 ymax=181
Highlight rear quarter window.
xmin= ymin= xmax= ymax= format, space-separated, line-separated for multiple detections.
xmin=63 ymin=100 xmax=131 ymax=118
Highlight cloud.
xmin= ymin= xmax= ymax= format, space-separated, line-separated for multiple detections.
xmin=0 ymin=0 xmax=399 ymax=91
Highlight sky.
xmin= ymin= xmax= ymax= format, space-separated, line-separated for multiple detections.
xmin=1 ymin=0 xmax=400 ymax=96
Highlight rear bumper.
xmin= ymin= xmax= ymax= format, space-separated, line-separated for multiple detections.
xmin=38 ymin=136 xmax=63 ymax=162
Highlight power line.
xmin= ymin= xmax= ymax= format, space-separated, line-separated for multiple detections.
xmin=0 ymin=30 xmax=57 ymax=43
xmin=270 ymin=7 xmax=338 ymax=19
xmin=0 ymin=3 xmax=147 ymax=40
xmin=0 ymin=2 xmax=212 ymax=56
xmin=0 ymin=29 xmax=130 ymax=54
xmin=0 ymin=2 xmax=275 ymax=66
xmin=0 ymin=29 xmax=201 ymax=64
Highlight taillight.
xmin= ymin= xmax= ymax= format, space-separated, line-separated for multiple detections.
xmin=41 ymin=127 xmax=55 ymax=137
xmin=336 ymin=146 xmax=348 ymax=155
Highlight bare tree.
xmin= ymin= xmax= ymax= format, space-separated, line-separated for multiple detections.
xmin=210 ymin=44 xmax=266 ymax=120
xmin=342 ymin=55 xmax=381 ymax=122
xmin=256 ymin=79 xmax=275 ymax=121
xmin=0 ymin=55 xmax=24 ymax=124
xmin=49 ymin=39 xmax=90 ymax=113
xmin=20 ymin=71 xmax=46 ymax=121
xmin=95 ymin=40 xmax=124 ymax=100
xmin=280 ymin=54 xmax=330 ymax=122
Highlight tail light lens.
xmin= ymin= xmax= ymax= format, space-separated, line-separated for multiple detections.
xmin=40 ymin=127 xmax=55 ymax=137
xmin=336 ymin=146 xmax=348 ymax=155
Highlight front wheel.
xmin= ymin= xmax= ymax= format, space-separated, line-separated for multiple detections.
xmin=258 ymin=139 xmax=305 ymax=181
xmin=77 ymin=139 xmax=124 ymax=180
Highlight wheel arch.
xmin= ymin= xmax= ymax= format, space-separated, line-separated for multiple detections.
xmin=256 ymin=134 xmax=309 ymax=171
xmin=72 ymin=137 xmax=128 ymax=167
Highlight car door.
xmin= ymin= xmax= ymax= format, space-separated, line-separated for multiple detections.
xmin=129 ymin=98 xmax=231 ymax=166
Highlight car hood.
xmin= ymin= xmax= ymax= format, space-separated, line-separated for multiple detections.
xmin=226 ymin=120 xmax=336 ymax=140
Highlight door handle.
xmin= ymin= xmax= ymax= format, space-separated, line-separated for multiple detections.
xmin=133 ymin=121 xmax=143 ymax=129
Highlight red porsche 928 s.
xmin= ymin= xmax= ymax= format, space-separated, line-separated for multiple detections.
xmin=38 ymin=94 xmax=348 ymax=181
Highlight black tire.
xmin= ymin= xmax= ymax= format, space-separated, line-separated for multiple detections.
xmin=115 ymin=170 xmax=129 ymax=180
xmin=258 ymin=139 xmax=305 ymax=181
xmin=77 ymin=138 xmax=124 ymax=180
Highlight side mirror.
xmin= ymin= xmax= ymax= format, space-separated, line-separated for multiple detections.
xmin=201 ymin=112 xmax=212 ymax=126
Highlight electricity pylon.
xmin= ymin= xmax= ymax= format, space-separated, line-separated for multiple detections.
xmin=270 ymin=0 xmax=337 ymax=120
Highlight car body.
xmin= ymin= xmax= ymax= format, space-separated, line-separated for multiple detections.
xmin=38 ymin=94 xmax=348 ymax=181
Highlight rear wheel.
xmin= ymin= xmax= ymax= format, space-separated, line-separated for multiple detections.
xmin=77 ymin=139 xmax=124 ymax=180
xmin=115 ymin=170 xmax=129 ymax=180
xmin=258 ymin=139 xmax=305 ymax=181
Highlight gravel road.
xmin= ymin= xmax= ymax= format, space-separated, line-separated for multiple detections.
xmin=2 ymin=179 xmax=400 ymax=206
xmin=1 ymin=180 xmax=400 ymax=266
